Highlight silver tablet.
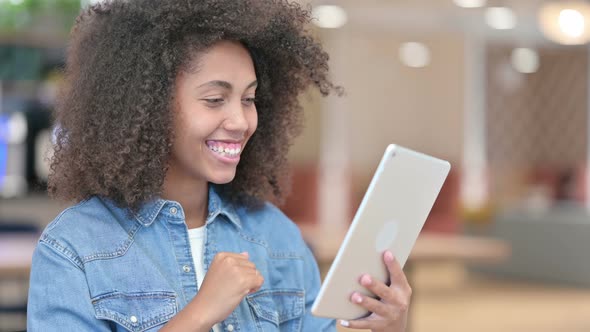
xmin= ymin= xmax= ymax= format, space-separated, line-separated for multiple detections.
xmin=311 ymin=144 xmax=450 ymax=320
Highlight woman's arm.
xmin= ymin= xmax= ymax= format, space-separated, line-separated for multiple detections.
xmin=27 ymin=240 xmax=111 ymax=331
xmin=158 ymin=298 xmax=213 ymax=332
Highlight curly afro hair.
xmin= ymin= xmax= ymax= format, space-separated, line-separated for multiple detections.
xmin=48 ymin=0 xmax=340 ymax=211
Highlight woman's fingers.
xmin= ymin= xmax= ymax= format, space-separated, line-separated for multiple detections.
xmin=383 ymin=251 xmax=408 ymax=286
xmin=339 ymin=318 xmax=374 ymax=330
xmin=358 ymin=274 xmax=395 ymax=303
xmin=212 ymin=252 xmax=262 ymax=289
xmin=338 ymin=251 xmax=412 ymax=331
xmin=215 ymin=252 xmax=256 ymax=269
xmin=349 ymin=292 xmax=390 ymax=317
xmin=339 ymin=314 xmax=388 ymax=331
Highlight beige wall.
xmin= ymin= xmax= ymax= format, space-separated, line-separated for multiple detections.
xmin=290 ymin=29 xmax=465 ymax=182
xmin=288 ymin=89 xmax=322 ymax=165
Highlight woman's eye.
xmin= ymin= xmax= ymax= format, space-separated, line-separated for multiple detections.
xmin=242 ymin=97 xmax=256 ymax=106
xmin=203 ymin=98 xmax=224 ymax=106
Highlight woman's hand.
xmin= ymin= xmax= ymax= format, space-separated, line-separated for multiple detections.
xmin=161 ymin=252 xmax=264 ymax=332
xmin=194 ymin=252 xmax=264 ymax=325
xmin=339 ymin=251 xmax=412 ymax=332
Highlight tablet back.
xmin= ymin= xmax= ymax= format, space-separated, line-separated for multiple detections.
xmin=311 ymin=144 xmax=450 ymax=320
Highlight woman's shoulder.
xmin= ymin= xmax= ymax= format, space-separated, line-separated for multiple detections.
xmin=44 ymin=196 xmax=118 ymax=232
xmin=43 ymin=197 xmax=96 ymax=232
xmin=39 ymin=196 xmax=134 ymax=257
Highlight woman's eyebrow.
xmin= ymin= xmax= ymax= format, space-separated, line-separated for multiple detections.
xmin=197 ymin=80 xmax=233 ymax=90
xmin=246 ymin=80 xmax=258 ymax=89
xmin=197 ymin=80 xmax=258 ymax=90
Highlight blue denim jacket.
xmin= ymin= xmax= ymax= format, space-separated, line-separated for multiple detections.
xmin=27 ymin=186 xmax=336 ymax=331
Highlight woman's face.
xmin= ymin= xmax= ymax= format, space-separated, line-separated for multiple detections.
xmin=168 ymin=40 xmax=258 ymax=186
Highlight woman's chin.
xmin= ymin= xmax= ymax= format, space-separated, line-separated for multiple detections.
xmin=208 ymin=172 xmax=237 ymax=185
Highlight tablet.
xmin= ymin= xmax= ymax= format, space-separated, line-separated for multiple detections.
xmin=311 ymin=144 xmax=450 ymax=320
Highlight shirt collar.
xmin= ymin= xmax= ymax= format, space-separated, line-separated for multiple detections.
xmin=132 ymin=184 xmax=242 ymax=229
xmin=206 ymin=185 xmax=242 ymax=229
xmin=132 ymin=199 xmax=167 ymax=227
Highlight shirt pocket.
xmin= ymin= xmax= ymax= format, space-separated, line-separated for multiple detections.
xmin=246 ymin=288 xmax=305 ymax=332
xmin=92 ymin=291 xmax=177 ymax=332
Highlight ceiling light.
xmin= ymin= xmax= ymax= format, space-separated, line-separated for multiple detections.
xmin=511 ymin=48 xmax=540 ymax=74
xmin=312 ymin=5 xmax=348 ymax=29
xmin=559 ymin=9 xmax=585 ymax=37
xmin=539 ymin=2 xmax=590 ymax=45
xmin=399 ymin=42 xmax=431 ymax=68
xmin=453 ymin=0 xmax=486 ymax=9
xmin=485 ymin=7 xmax=517 ymax=30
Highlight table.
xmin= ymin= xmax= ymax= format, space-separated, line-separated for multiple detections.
xmin=0 ymin=233 xmax=38 ymax=330
xmin=0 ymin=233 xmax=39 ymax=278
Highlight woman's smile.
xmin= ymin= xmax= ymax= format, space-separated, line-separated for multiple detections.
xmin=205 ymin=140 xmax=243 ymax=164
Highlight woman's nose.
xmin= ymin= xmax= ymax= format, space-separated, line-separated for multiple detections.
xmin=223 ymin=102 xmax=249 ymax=133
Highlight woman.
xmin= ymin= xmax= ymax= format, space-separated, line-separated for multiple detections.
xmin=27 ymin=1 xmax=412 ymax=331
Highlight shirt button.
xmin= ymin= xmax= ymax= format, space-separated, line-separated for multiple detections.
xmin=226 ymin=324 xmax=234 ymax=331
xmin=170 ymin=207 xmax=178 ymax=215
xmin=182 ymin=265 xmax=191 ymax=273
xmin=130 ymin=315 xmax=138 ymax=323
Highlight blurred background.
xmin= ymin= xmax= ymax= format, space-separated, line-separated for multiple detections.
xmin=2 ymin=0 xmax=590 ymax=331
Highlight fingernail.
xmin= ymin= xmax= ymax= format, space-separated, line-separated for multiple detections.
xmin=360 ymin=274 xmax=372 ymax=286
xmin=351 ymin=293 xmax=363 ymax=304
xmin=340 ymin=320 xmax=350 ymax=327
xmin=384 ymin=251 xmax=394 ymax=263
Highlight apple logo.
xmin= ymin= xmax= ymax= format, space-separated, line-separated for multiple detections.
xmin=375 ymin=220 xmax=399 ymax=253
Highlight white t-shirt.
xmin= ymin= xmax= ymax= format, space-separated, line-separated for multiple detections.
xmin=188 ymin=226 xmax=221 ymax=332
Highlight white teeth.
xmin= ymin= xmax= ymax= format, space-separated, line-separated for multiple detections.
xmin=207 ymin=144 xmax=241 ymax=157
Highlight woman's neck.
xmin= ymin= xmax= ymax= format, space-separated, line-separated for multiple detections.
xmin=161 ymin=176 xmax=209 ymax=229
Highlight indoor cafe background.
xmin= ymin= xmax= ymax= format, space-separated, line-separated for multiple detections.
xmin=2 ymin=0 xmax=590 ymax=331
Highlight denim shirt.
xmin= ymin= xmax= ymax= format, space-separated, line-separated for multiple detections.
xmin=27 ymin=186 xmax=336 ymax=332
